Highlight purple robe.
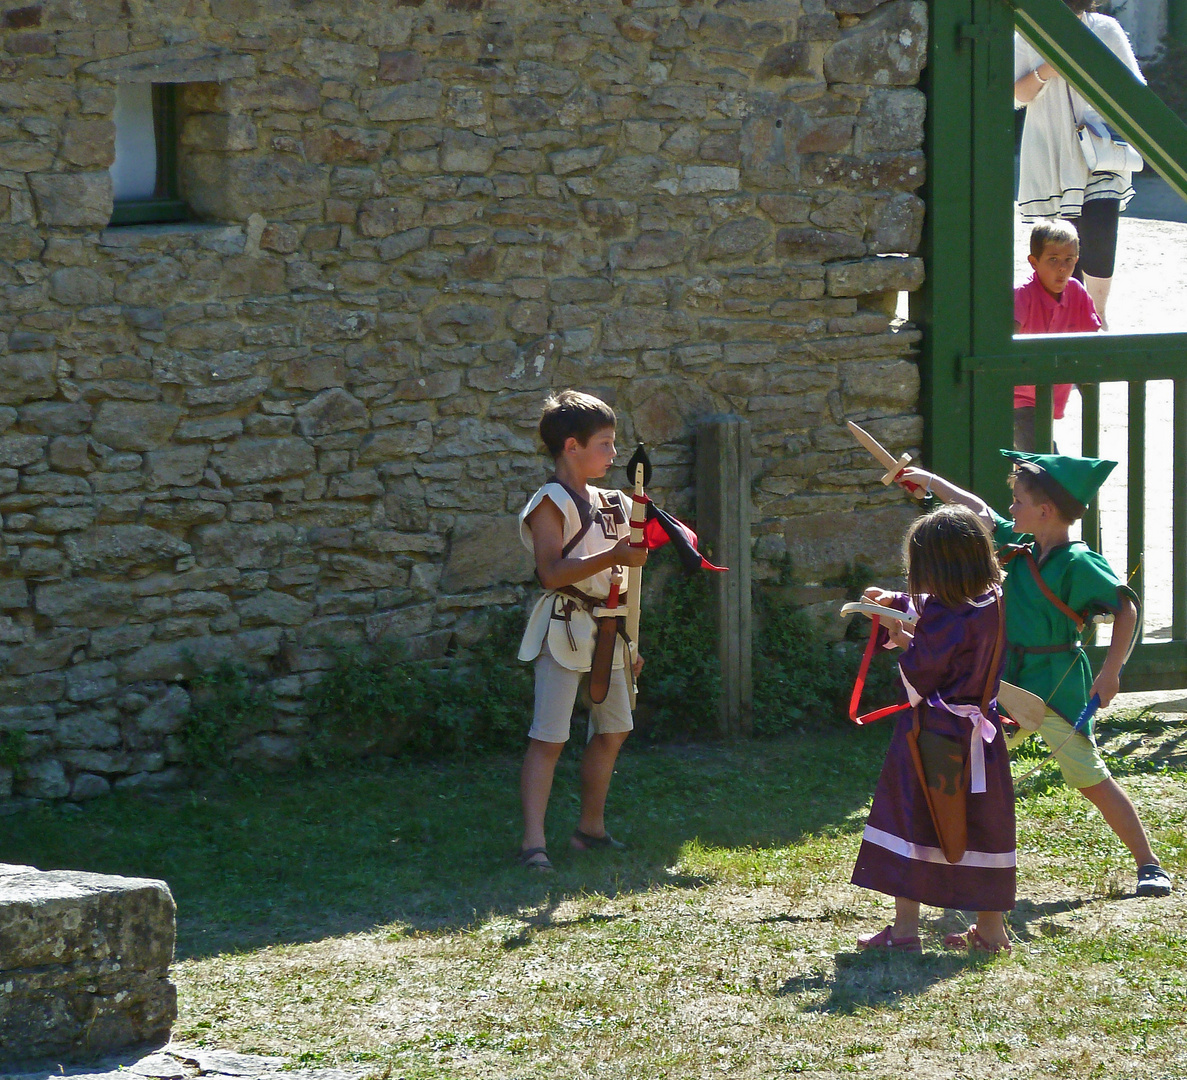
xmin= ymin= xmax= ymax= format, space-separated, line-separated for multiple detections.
xmin=851 ymin=590 xmax=1016 ymax=912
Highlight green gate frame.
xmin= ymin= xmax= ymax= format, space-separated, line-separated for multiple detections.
xmin=919 ymin=0 xmax=1187 ymax=688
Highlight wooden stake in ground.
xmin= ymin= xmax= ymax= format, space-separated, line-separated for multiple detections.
xmin=624 ymin=444 xmax=650 ymax=709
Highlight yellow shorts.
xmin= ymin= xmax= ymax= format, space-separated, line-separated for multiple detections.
xmin=1006 ymin=707 xmax=1111 ymax=789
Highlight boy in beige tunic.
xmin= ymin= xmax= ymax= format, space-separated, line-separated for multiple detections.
xmin=515 ymin=391 xmax=646 ymax=871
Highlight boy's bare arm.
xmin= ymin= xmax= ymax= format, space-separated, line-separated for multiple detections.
xmin=527 ymin=498 xmax=646 ymax=592
xmin=897 ymin=466 xmax=995 ymax=523
xmin=1091 ymin=596 xmax=1138 ymax=708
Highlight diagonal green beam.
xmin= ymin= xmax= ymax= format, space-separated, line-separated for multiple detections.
xmin=1011 ymin=0 xmax=1187 ymax=200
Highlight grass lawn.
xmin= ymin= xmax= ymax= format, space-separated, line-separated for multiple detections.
xmin=5 ymin=705 xmax=1187 ymax=1079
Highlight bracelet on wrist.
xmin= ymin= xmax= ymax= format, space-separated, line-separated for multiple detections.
xmin=1033 ymin=67 xmax=1048 ymax=85
xmin=924 ymin=475 xmax=934 ymax=497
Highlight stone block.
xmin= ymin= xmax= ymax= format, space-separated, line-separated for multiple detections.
xmin=82 ymin=42 xmax=254 ymax=81
xmin=145 ymin=446 xmax=210 ymax=490
xmin=440 ymin=130 xmax=497 ymax=173
xmin=304 ymin=125 xmax=391 ymax=164
xmin=212 ymin=438 xmax=316 ymax=483
xmin=56 ymin=707 xmax=121 ymax=747
xmin=237 ymin=590 xmax=314 ymax=627
xmin=363 ymin=79 xmax=442 ymax=121
xmin=866 ymin=192 xmax=925 ymax=254
xmin=91 ymin=402 xmax=181 ymax=452
xmin=0 ymin=433 xmax=46 ymax=467
xmin=0 ymin=863 xmax=176 ymax=1064
xmin=63 ymin=527 xmax=191 ymax=575
xmin=610 ymin=231 xmax=685 ymax=270
xmin=49 ymin=266 xmax=115 ymax=306
xmin=70 ymin=773 xmax=112 ymax=801
xmin=185 ymin=157 xmax=326 ymax=220
xmin=826 ymin=255 xmax=924 ymax=296
xmin=824 ymin=0 xmax=928 ymax=86
xmin=61 ymin=119 xmax=116 ymax=167
xmin=776 ymin=226 xmax=866 ymax=263
xmin=441 ymin=515 xmax=534 ymax=593
xmin=193 ymin=522 xmax=298 ymax=570
xmin=702 ymin=217 xmax=773 ymax=261
xmin=22 ymin=401 xmax=92 ymax=435
xmin=759 ymin=42 xmax=814 ymax=79
xmin=29 ymin=172 xmax=112 ymax=228
xmin=842 ymin=358 xmax=920 ymax=409
xmin=858 ymin=88 xmax=926 ymax=152
xmin=602 ymin=308 xmax=693 ymax=351
xmin=357 ymin=423 xmax=433 ymax=462
xmin=0 ymin=354 xmax=55 ymax=405
xmin=294 ymin=389 xmax=367 ymax=439
xmin=135 ymin=686 xmax=191 ymax=736
xmin=12 ymin=757 xmax=69 ymax=799
xmin=785 ymin=502 xmax=919 ymax=580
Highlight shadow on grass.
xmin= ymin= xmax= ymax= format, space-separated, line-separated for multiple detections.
xmin=779 ymin=950 xmax=978 ymax=1013
xmin=0 ymin=726 xmax=890 ymax=960
xmin=1007 ymin=895 xmax=1094 ymax=941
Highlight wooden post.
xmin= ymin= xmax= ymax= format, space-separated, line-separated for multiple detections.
xmin=696 ymin=415 xmax=752 ymax=737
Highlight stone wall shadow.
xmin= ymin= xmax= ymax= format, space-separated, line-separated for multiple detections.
xmin=0 ymin=729 xmax=888 ymax=961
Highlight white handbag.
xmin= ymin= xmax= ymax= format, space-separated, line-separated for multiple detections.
xmin=1068 ymin=85 xmax=1143 ymax=174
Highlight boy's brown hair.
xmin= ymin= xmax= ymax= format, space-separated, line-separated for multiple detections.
xmin=538 ymin=389 xmax=616 ymax=458
xmin=1029 ymin=219 xmax=1080 ymax=259
xmin=1009 ymin=464 xmax=1087 ymax=523
xmin=904 ymin=505 xmax=1003 ymax=608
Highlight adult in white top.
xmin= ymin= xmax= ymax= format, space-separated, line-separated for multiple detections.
xmin=1014 ymin=0 xmax=1145 ymax=327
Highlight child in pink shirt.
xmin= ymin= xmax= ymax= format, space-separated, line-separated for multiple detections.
xmin=1014 ymin=220 xmax=1102 ymax=452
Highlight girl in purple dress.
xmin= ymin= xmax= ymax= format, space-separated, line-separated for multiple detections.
xmin=851 ymin=505 xmax=1015 ymax=954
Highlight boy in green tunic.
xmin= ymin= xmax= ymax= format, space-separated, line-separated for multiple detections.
xmin=899 ymin=450 xmax=1172 ymax=898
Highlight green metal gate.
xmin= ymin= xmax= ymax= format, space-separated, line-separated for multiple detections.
xmin=919 ymin=0 xmax=1187 ymax=688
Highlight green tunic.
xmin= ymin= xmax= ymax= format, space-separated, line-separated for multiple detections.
xmin=990 ymin=511 xmax=1137 ymax=723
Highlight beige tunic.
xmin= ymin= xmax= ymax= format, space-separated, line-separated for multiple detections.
xmin=517 ymin=480 xmax=634 ymax=671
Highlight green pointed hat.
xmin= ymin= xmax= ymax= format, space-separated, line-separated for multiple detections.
xmin=1000 ymin=450 xmax=1117 ymax=506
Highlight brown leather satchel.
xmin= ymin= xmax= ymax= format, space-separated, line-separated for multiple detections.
xmin=588 ymin=614 xmax=624 ymax=704
xmin=905 ymin=591 xmax=1004 ymax=864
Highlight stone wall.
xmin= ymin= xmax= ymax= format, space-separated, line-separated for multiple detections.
xmin=0 ymin=0 xmax=926 ymax=803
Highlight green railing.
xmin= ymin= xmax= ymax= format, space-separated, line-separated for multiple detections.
xmin=921 ymin=0 xmax=1187 ymax=690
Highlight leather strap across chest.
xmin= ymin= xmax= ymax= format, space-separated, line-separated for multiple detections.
xmin=999 ymin=543 xmax=1088 ymax=633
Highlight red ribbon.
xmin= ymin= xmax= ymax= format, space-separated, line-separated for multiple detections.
xmin=848 ymin=615 xmax=910 ymax=726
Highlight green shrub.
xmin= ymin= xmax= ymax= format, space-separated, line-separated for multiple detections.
xmin=181 ymin=660 xmax=275 ymax=770
xmin=304 ymin=608 xmax=533 ymax=763
xmin=632 ymin=549 xmax=721 ymax=740
xmin=0 ymin=728 xmax=26 ymax=773
xmin=751 ymin=563 xmax=899 ymax=737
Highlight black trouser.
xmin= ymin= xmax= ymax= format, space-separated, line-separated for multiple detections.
xmin=1063 ymin=197 xmax=1120 ymax=279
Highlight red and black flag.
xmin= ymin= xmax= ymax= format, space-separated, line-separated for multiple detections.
xmin=625 ymin=443 xmax=726 ymax=573
xmin=642 ymin=502 xmax=728 ymax=573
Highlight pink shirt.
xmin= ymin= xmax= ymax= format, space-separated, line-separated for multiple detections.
xmin=1013 ymin=274 xmax=1101 ymax=416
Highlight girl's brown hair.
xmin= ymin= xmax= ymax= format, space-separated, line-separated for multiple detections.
xmin=903 ymin=505 xmax=1002 ymax=608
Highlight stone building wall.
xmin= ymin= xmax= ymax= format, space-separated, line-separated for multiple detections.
xmin=0 ymin=0 xmax=926 ymax=803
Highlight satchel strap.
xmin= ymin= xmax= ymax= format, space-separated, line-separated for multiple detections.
xmin=980 ymin=588 xmax=1006 ymax=717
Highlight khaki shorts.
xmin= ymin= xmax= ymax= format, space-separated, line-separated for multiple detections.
xmin=1006 ymin=707 xmax=1111 ymax=789
xmin=529 ymin=644 xmax=634 ymax=744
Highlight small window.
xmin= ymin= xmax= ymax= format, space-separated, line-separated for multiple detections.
xmin=109 ymin=83 xmax=187 ymax=226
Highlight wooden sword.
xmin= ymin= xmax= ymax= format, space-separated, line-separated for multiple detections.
xmin=846 ymin=421 xmax=923 ymax=498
